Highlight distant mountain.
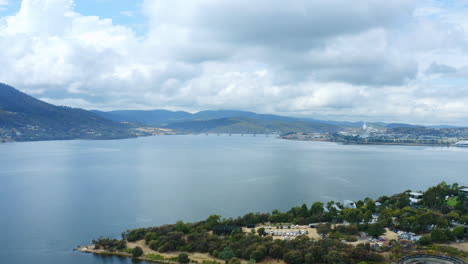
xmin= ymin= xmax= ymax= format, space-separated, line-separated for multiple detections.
xmin=385 ymin=123 xmax=424 ymax=129
xmin=92 ymin=109 xmax=346 ymax=133
xmin=91 ymin=109 xmax=301 ymax=126
xmin=92 ymin=109 xmax=431 ymax=134
xmin=91 ymin=109 xmax=193 ymax=126
xmin=165 ymin=117 xmax=342 ymax=134
xmin=0 ymin=83 xmax=135 ymax=142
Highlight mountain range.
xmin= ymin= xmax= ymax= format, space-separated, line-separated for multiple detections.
xmin=1 ymin=82 xmax=463 ymax=142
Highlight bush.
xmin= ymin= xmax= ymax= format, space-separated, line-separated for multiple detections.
xmin=430 ymin=228 xmax=451 ymax=243
xmin=228 ymin=257 xmax=241 ymax=264
xmin=132 ymin=246 xmax=143 ymax=258
xmin=178 ymin=253 xmax=190 ymax=263
xmin=218 ymin=247 xmax=236 ymax=260
xmin=452 ymin=226 xmax=465 ymax=239
xmin=367 ymin=223 xmax=385 ymax=238
xmin=283 ymin=250 xmax=303 ymax=264
xmin=257 ymin=227 xmax=266 ymax=236
xmin=149 ymin=240 xmax=158 ymax=250
xmin=158 ymin=242 xmax=174 ymax=252
xmin=344 ymin=235 xmax=358 ymax=242
xmin=418 ymin=235 xmax=432 ymax=246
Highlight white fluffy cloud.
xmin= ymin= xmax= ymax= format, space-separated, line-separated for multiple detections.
xmin=1 ymin=0 xmax=468 ymax=125
xmin=0 ymin=0 xmax=7 ymax=11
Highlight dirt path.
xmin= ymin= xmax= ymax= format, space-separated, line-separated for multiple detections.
xmin=126 ymin=240 xmax=223 ymax=263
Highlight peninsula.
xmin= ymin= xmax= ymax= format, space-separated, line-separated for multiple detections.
xmin=79 ymin=183 xmax=467 ymax=264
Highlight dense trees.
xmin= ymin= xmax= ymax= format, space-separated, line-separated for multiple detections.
xmin=95 ymin=182 xmax=466 ymax=263
xmin=92 ymin=238 xmax=126 ymax=251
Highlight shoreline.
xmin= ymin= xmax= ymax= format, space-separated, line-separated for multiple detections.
xmin=281 ymin=137 xmax=459 ymax=147
xmin=2 ymin=133 xmax=466 ymax=149
xmin=76 ymin=246 xmax=180 ymax=264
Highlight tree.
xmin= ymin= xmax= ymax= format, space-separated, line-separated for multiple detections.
xmin=299 ymin=204 xmax=310 ymax=217
xmin=304 ymin=253 xmax=314 ymax=264
xmin=132 ymin=246 xmax=143 ymax=258
xmin=283 ymin=250 xmax=303 ymax=264
xmin=418 ymin=235 xmax=432 ymax=246
xmin=367 ymin=223 xmax=385 ymax=238
xmin=343 ymin=208 xmax=362 ymax=224
xmin=250 ymin=245 xmax=266 ymax=261
xmin=218 ymin=247 xmax=236 ymax=260
xmin=431 ymin=228 xmax=450 ymax=243
xmin=422 ymin=182 xmax=450 ymax=209
xmin=452 ymin=226 xmax=465 ymax=239
xmin=310 ymin=202 xmax=324 ymax=221
xmin=176 ymin=221 xmax=190 ymax=234
xmin=257 ymin=227 xmax=266 ymax=236
xmin=178 ymin=253 xmax=190 ymax=263
xmin=324 ymin=250 xmax=346 ymax=264
xmin=149 ymin=240 xmax=158 ymax=251
xmin=269 ymin=244 xmax=283 ymax=259
xmin=116 ymin=240 xmax=126 ymax=250
xmin=204 ymin=215 xmax=221 ymax=229
xmin=228 ymin=257 xmax=241 ymax=264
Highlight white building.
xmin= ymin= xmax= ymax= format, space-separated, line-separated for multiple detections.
xmin=409 ymin=192 xmax=423 ymax=205
xmin=343 ymin=200 xmax=357 ymax=209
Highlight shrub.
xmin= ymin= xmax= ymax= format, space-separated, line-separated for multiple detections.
xmin=430 ymin=228 xmax=451 ymax=243
xmin=452 ymin=226 xmax=465 ymax=239
xmin=132 ymin=246 xmax=143 ymax=258
xmin=149 ymin=240 xmax=158 ymax=250
xmin=344 ymin=235 xmax=358 ymax=242
xmin=178 ymin=253 xmax=190 ymax=263
xmin=228 ymin=257 xmax=241 ymax=264
xmin=418 ymin=235 xmax=432 ymax=246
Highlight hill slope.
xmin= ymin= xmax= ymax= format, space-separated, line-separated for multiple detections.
xmin=165 ymin=117 xmax=342 ymax=134
xmin=91 ymin=109 xmax=302 ymax=126
xmin=0 ymin=83 xmax=135 ymax=142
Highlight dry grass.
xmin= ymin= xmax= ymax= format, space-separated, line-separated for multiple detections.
xmin=127 ymin=240 xmax=222 ymax=263
xmin=439 ymin=242 xmax=468 ymax=252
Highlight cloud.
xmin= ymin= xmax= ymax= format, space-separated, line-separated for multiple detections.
xmin=1 ymin=0 xmax=468 ymax=125
xmin=426 ymin=62 xmax=457 ymax=75
xmin=0 ymin=0 xmax=8 ymax=11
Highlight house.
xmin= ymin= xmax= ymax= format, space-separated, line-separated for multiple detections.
xmin=460 ymin=188 xmax=468 ymax=196
xmin=324 ymin=204 xmax=342 ymax=212
xmin=409 ymin=192 xmax=423 ymax=205
xmin=343 ymin=200 xmax=357 ymax=209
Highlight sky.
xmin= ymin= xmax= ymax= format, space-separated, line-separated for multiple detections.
xmin=1 ymin=0 xmax=468 ymax=125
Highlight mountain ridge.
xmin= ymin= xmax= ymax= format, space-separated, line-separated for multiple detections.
xmin=0 ymin=83 xmax=136 ymax=142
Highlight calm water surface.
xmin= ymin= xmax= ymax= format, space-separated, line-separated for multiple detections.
xmin=1 ymin=135 xmax=467 ymax=264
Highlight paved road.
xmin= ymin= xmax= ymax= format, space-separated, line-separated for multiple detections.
xmin=399 ymin=255 xmax=466 ymax=264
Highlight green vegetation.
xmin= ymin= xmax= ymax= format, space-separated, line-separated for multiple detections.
xmin=0 ymin=83 xmax=138 ymax=142
xmin=90 ymin=183 xmax=467 ymax=264
xmin=132 ymin=246 xmax=143 ymax=258
xmin=145 ymin=253 xmax=178 ymax=262
xmin=447 ymin=197 xmax=459 ymax=207
xmin=178 ymin=253 xmax=190 ymax=263
xmin=165 ymin=117 xmax=341 ymax=135
xmin=92 ymin=238 xmax=126 ymax=251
